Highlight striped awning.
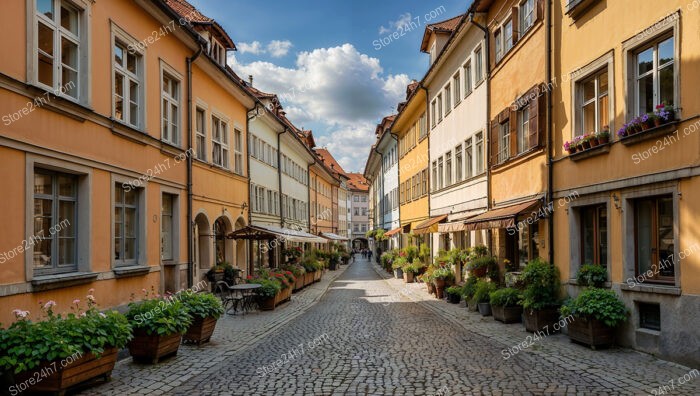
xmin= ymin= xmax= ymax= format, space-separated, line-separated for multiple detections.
xmin=384 ymin=227 xmax=402 ymax=236
xmin=413 ymin=214 xmax=448 ymax=235
xmin=463 ymin=200 xmax=541 ymax=231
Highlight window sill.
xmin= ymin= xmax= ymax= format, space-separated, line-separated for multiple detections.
xmin=568 ymin=142 xmax=611 ymax=161
xmin=31 ymin=272 xmax=99 ymax=292
xmin=566 ymin=0 xmax=603 ymax=19
xmin=619 ymin=282 xmax=681 ymax=296
xmin=619 ymin=121 xmax=680 ymax=146
xmin=113 ymin=265 xmax=151 ymax=278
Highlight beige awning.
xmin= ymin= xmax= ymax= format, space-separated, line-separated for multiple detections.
xmin=438 ymin=221 xmax=467 ymax=233
xmin=320 ymin=232 xmax=349 ymax=241
xmin=463 ymin=200 xmax=541 ymax=231
xmin=413 ymin=214 xmax=448 ymax=235
xmin=228 ymin=225 xmax=327 ymax=243
xmin=384 ymin=227 xmax=402 ymax=237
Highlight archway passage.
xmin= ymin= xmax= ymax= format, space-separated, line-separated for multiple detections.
xmin=214 ymin=216 xmax=234 ymax=267
xmin=352 ymin=238 xmax=368 ymax=250
xmin=194 ymin=213 xmax=212 ymax=282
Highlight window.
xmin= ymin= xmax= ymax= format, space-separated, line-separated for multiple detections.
xmin=34 ymin=0 xmax=82 ymax=99
xmin=161 ymin=194 xmax=174 ymax=261
xmin=635 ymin=195 xmax=674 ymax=283
xmin=474 ymin=47 xmax=484 ymax=83
xmin=520 ymin=0 xmax=535 ymax=33
xmin=437 ymin=94 xmax=443 ymax=122
xmin=639 ymin=303 xmax=661 ymax=331
xmin=195 ymin=108 xmax=206 ymax=160
xmin=517 ymin=107 xmax=530 ymax=154
xmin=464 ymin=61 xmax=472 ymax=96
xmin=498 ymin=121 xmax=510 ymax=163
xmin=495 ymin=30 xmax=503 ymax=61
xmin=445 ymin=152 xmax=452 ymax=186
xmin=504 ymin=19 xmax=514 ymax=53
xmin=113 ymin=40 xmax=142 ymax=128
xmin=635 ymin=36 xmax=675 ymax=116
xmin=437 ymin=156 xmax=444 ymax=189
xmin=212 ymin=116 xmax=229 ymax=169
xmin=580 ymin=205 xmax=607 ymax=266
xmin=419 ymin=113 xmax=427 ymax=139
xmin=453 ymin=74 xmax=461 ymax=105
xmin=421 ymin=169 xmax=428 ymax=196
xmin=234 ymin=129 xmax=244 ymax=175
xmin=432 ymin=161 xmax=438 ymax=190
xmin=414 ymin=175 xmax=420 ymax=200
xmin=455 ymin=144 xmax=463 ymax=182
xmin=33 ymin=170 xmax=77 ymax=273
xmin=430 ymin=43 xmax=436 ymax=64
xmin=211 ymin=39 xmax=225 ymax=66
xmin=516 ymin=222 xmax=534 ymax=267
xmin=114 ymin=183 xmax=138 ymax=266
xmin=577 ymin=70 xmax=609 ymax=136
xmin=400 ymin=182 xmax=405 ymax=204
xmin=445 ymin=84 xmax=452 ymax=114
xmin=354 ymin=195 xmax=359 ymax=202
xmin=161 ymin=73 xmax=180 ymax=145
xmin=361 ymin=195 xmax=367 ymax=202
xmin=475 ymin=133 xmax=484 ymax=174
xmin=465 ymin=138 xmax=473 ymax=179
xmin=431 ymin=101 xmax=437 ymax=127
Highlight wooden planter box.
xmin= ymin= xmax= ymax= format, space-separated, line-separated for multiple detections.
xmin=277 ymin=287 xmax=292 ymax=305
xmin=567 ymin=316 xmax=616 ymax=349
xmin=403 ymin=271 xmax=414 ymax=283
xmin=304 ymin=272 xmax=314 ymax=286
xmin=12 ymin=347 xmax=117 ymax=394
xmin=259 ymin=295 xmax=276 ymax=311
xmin=183 ymin=316 xmax=218 ymax=345
xmin=294 ymin=275 xmax=304 ymax=291
xmin=492 ymin=305 xmax=523 ymax=324
xmin=477 ymin=302 xmax=492 ymax=316
xmin=523 ymin=307 xmax=561 ymax=333
xmin=314 ymin=270 xmax=322 ymax=282
xmin=128 ymin=330 xmax=182 ymax=364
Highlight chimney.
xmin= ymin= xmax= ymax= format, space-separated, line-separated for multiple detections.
xmin=248 ymin=75 xmax=253 ymax=87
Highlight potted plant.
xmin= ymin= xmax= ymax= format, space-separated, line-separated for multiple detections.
xmin=577 ymin=264 xmax=607 ymax=287
xmin=432 ymin=267 xmax=454 ymax=299
xmin=489 ymin=288 xmax=523 ymax=323
xmin=180 ymin=292 xmax=225 ymax=345
xmin=581 ymin=134 xmax=592 ymax=150
xmin=328 ymin=251 xmax=341 ymax=271
xmin=564 ymin=140 xmax=577 ymax=155
xmin=462 ymin=276 xmax=479 ymax=312
xmin=126 ymin=291 xmax=193 ymax=364
xmin=445 ymin=286 xmax=462 ymax=304
xmin=589 ymin=133 xmax=600 ymax=147
xmin=0 ymin=294 xmax=131 ymax=394
xmin=420 ymin=266 xmax=436 ymax=295
xmin=560 ymin=288 xmax=628 ymax=349
xmin=392 ymin=256 xmax=406 ymax=279
xmin=473 ymin=280 xmax=497 ymax=316
xmin=467 ymin=256 xmax=495 ymax=278
xmin=617 ymin=123 xmax=628 ymax=138
xmin=598 ymin=127 xmax=611 ymax=144
xmin=254 ymin=278 xmax=282 ymax=311
xmin=521 ymin=259 xmax=561 ymax=333
xmin=284 ymin=264 xmax=306 ymax=291
xmin=655 ymin=103 xmax=676 ymax=124
xmin=402 ymin=259 xmax=424 ymax=283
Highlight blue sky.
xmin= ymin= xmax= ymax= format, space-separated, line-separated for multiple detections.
xmin=188 ymin=0 xmax=467 ymax=172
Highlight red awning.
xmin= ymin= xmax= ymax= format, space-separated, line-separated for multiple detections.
xmin=413 ymin=214 xmax=448 ymax=235
xmin=384 ymin=227 xmax=402 ymax=237
xmin=463 ymin=200 xmax=541 ymax=231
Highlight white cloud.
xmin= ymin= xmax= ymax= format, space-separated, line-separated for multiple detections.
xmin=267 ymin=40 xmax=293 ymax=58
xmin=228 ymin=44 xmax=410 ymax=171
xmin=378 ymin=13 xmax=413 ymax=35
xmin=237 ymin=41 xmax=263 ymax=55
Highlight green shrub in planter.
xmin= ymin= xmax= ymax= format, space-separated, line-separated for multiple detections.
xmin=461 ymin=276 xmax=479 ymax=301
xmin=0 ymin=296 xmax=132 ymax=374
xmin=432 ymin=267 xmax=455 ymax=281
xmin=254 ymin=278 xmax=283 ymax=299
xmin=576 ymin=264 xmax=607 ymax=288
xmin=392 ymin=257 xmax=407 ymax=270
xmin=446 ymin=285 xmax=462 ymax=296
xmin=472 ymin=280 xmax=497 ymax=304
xmin=179 ymin=292 xmax=224 ymax=320
xmin=521 ymin=259 xmax=560 ymax=310
xmin=560 ymin=288 xmax=628 ymax=327
xmin=467 ymin=256 xmax=497 ymax=278
xmin=403 ymin=259 xmax=425 ymax=274
xmin=489 ymin=288 xmax=522 ymax=307
xmin=126 ymin=297 xmax=192 ymax=336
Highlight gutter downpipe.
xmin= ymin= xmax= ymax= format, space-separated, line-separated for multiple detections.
xmin=186 ymin=46 xmax=203 ymax=288
xmin=246 ymin=105 xmax=260 ymax=274
xmin=469 ymin=11 xmax=492 ymax=256
xmin=546 ymin=0 xmax=554 ymax=265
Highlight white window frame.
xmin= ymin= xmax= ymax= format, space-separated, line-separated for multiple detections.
xmin=160 ymin=62 xmax=182 ymax=146
xmin=517 ymin=107 xmax=530 ymax=154
xmin=498 ymin=121 xmax=510 ymax=164
xmin=570 ymin=51 xmax=615 ymax=140
xmin=111 ymin=24 xmax=145 ymax=130
xmin=212 ymin=114 xmax=230 ymax=169
xmin=110 ymin=174 xmax=148 ymax=269
xmin=504 ymin=19 xmax=514 ymax=53
xmin=445 ymin=84 xmax=452 ymax=114
xmin=28 ymin=0 xmax=90 ymax=103
xmin=234 ymin=128 xmax=244 ymax=175
xmin=455 ymin=144 xmax=463 ymax=182
xmin=520 ymin=0 xmax=535 ymax=34
xmin=195 ymin=106 xmax=207 ymax=161
xmin=464 ymin=61 xmax=473 ymax=97
xmin=453 ymin=74 xmax=461 ymax=105
xmin=437 ymin=94 xmax=443 ymax=122
xmin=474 ymin=46 xmax=484 ymax=83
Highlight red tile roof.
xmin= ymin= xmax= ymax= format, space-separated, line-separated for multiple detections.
xmin=315 ymin=148 xmax=347 ymax=178
xmin=420 ymin=13 xmax=466 ymax=52
xmin=346 ymin=173 xmax=369 ymax=192
xmin=163 ymin=0 xmax=236 ymax=49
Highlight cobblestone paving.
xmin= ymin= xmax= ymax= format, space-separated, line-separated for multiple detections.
xmin=87 ymin=258 xmax=700 ymax=395
xmin=173 ymin=258 xmax=700 ymax=396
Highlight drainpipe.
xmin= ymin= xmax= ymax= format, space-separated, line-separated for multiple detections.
xmin=246 ymin=105 xmax=260 ymax=274
xmin=469 ymin=12 xmax=492 ymax=254
xmin=546 ymin=0 xmax=554 ymax=265
xmin=186 ymin=46 xmax=203 ymax=288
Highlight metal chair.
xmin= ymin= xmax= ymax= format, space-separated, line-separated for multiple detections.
xmin=214 ymin=281 xmax=243 ymax=315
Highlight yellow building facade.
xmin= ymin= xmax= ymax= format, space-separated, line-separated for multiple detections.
xmin=552 ymin=0 xmax=700 ymax=367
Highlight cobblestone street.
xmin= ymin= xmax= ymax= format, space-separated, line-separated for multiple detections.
xmin=86 ymin=258 xmax=699 ymax=395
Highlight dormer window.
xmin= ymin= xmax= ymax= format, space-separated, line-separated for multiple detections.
xmin=430 ymin=42 xmax=437 ymax=65
xmin=211 ymin=39 xmax=225 ymax=66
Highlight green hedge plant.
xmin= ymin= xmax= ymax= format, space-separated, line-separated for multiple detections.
xmin=178 ymin=291 xmax=225 ymax=320
xmin=560 ymin=288 xmax=628 ymax=327
xmin=576 ymin=264 xmax=608 ymax=287
xmin=489 ymin=288 xmax=522 ymax=307
xmin=126 ymin=294 xmax=192 ymax=336
xmin=521 ymin=259 xmax=560 ymax=310
xmin=472 ymin=280 xmax=497 ymax=304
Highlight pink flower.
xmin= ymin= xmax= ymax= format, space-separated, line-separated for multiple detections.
xmin=12 ymin=309 xmax=30 ymax=319
xmin=43 ymin=300 xmax=56 ymax=309
xmin=86 ymin=295 xmax=96 ymax=302
xmin=80 ymin=312 xmax=86 ymax=317
xmin=73 ymin=299 xmax=81 ymax=305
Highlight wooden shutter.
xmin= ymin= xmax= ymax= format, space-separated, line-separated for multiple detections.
xmin=490 ymin=119 xmax=499 ymax=166
xmin=535 ymin=0 xmax=543 ymax=22
xmin=511 ymin=6 xmax=519 ymax=44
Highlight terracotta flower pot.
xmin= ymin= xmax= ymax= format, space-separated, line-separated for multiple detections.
xmin=12 ymin=347 xmax=118 ymax=393
xmin=582 ymin=140 xmax=591 ymax=150
xmin=183 ymin=316 xmax=218 ymax=345
xmin=403 ymin=271 xmax=414 ymax=283
xmin=567 ymin=147 xmax=577 ymax=155
xmin=589 ymin=137 xmax=600 ymax=147
xmin=471 ymin=267 xmax=487 ymax=278
xmin=128 ymin=330 xmax=182 ymax=364
xmin=599 ymin=135 xmax=610 ymax=144
xmin=426 ymin=282 xmax=435 ymax=295
xmin=654 ymin=118 xmax=662 ymax=127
